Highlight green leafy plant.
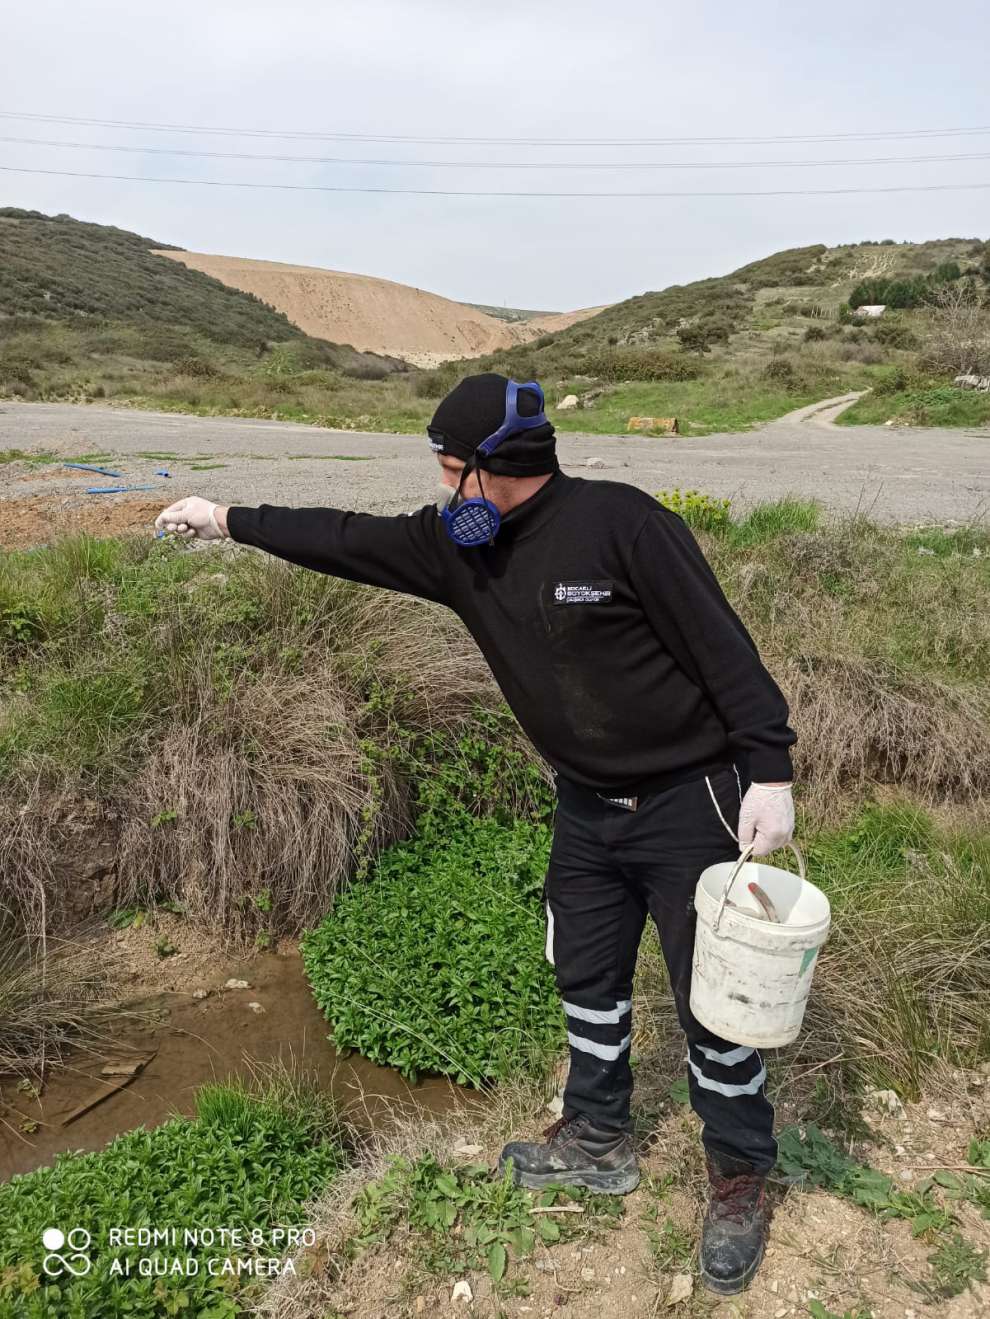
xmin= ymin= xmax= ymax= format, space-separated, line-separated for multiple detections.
xmin=0 ymin=1077 xmax=346 ymax=1318
xmin=657 ymin=488 xmax=732 ymax=534
xmin=808 ymin=1304 xmax=873 ymax=1319
xmin=348 ymin=1155 xmax=621 ymax=1284
xmin=301 ymin=819 xmax=563 ymax=1084
xmin=777 ymin=1126 xmax=952 ymax=1236
xmin=927 ymin=1232 xmax=987 ymax=1298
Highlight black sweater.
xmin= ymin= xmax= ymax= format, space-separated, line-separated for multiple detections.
xmin=227 ymin=472 xmax=796 ymax=791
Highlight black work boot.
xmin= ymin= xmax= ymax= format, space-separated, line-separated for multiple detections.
xmin=700 ymin=1151 xmax=769 ymax=1295
xmin=497 ymin=1114 xmax=640 ymax=1194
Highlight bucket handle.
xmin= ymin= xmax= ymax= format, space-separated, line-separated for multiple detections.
xmin=712 ymin=841 xmax=807 ymax=933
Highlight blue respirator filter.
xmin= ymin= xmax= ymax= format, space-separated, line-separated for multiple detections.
xmin=439 ymin=380 xmax=547 ymax=548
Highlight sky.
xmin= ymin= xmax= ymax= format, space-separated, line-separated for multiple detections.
xmin=3 ymin=1 xmax=989 ymax=311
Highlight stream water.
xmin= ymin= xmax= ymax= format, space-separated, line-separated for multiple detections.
xmin=0 ymin=945 xmax=472 ymax=1180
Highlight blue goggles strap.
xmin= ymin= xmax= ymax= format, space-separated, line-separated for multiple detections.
xmin=477 ymin=380 xmax=547 ymax=458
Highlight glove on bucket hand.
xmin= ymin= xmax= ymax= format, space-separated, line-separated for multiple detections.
xmin=155 ymin=497 xmax=227 ymax=540
xmin=737 ymin=783 xmax=794 ymax=857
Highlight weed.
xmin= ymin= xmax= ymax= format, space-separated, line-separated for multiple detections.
xmin=657 ymin=488 xmax=732 ymax=534
xmin=348 ymin=1155 xmax=622 ymax=1284
xmin=927 ymin=1232 xmax=987 ymax=1298
xmin=155 ymin=936 xmax=178 ymax=959
xmin=808 ymin=1305 xmax=873 ymax=1319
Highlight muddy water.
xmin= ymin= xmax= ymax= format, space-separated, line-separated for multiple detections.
xmin=0 ymin=946 xmax=475 ymax=1180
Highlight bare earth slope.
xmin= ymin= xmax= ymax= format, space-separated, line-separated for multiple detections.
xmin=155 ymin=250 xmax=602 ymax=367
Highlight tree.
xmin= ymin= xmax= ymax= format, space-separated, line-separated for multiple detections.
xmin=921 ymin=283 xmax=990 ymax=378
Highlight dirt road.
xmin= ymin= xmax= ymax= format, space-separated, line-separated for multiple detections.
xmin=1 ymin=403 xmax=987 ymax=547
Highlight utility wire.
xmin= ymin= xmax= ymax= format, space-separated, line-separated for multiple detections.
xmin=2 ymin=108 xmax=990 ymax=148
xmin=3 ymin=163 xmax=990 ymax=199
xmin=7 ymin=133 xmax=990 ymax=171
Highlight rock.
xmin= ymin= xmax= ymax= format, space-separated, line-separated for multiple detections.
xmin=247 ymin=1001 xmax=266 ymax=1014
xmin=666 ymin=1272 xmax=693 ymax=1305
xmin=769 ymin=1280 xmax=779 ymax=1294
xmin=415 ymin=1297 xmax=425 ymax=1313
xmin=451 ymin=1279 xmax=472 ymax=1304
xmin=584 ymin=457 xmax=605 ymax=469
xmin=556 ymin=394 xmax=579 ymax=411
xmin=224 ymin=979 xmax=250 ymax=990
xmin=191 ymin=989 xmax=209 ymax=1000
xmin=866 ymin=1088 xmax=904 ymax=1116
xmin=628 ymin=415 xmax=678 ymax=435
xmin=916 ymin=546 xmax=936 ymax=557
xmin=453 ymin=1140 xmax=483 ymax=1158
xmin=926 ymin=1106 xmax=947 ymax=1122
xmin=546 ymin=1095 xmax=564 ymax=1119
xmin=580 ymin=1268 xmax=595 ymax=1282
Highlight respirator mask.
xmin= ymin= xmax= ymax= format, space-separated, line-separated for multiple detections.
xmin=429 ymin=380 xmax=549 ymax=548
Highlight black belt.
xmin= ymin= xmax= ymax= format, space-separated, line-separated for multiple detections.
xmin=556 ymin=760 xmax=736 ymax=812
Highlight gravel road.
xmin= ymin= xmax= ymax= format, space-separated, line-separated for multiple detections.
xmin=1 ymin=400 xmax=988 ymax=527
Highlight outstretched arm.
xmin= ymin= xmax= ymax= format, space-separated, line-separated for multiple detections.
xmin=155 ymin=496 xmax=451 ymax=606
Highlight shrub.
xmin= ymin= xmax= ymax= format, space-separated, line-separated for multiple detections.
xmin=763 ymin=356 xmax=797 ymax=385
xmin=803 ymin=325 xmax=827 ymax=342
xmin=873 ymin=317 xmax=918 ymax=350
xmin=301 ymin=819 xmax=563 ymax=1085
xmin=657 ymin=488 xmax=732 ymax=534
xmin=583 ymin=348 xmax=700 ymax=381
xmin=171 ymin=354 xmax=219 ymax=378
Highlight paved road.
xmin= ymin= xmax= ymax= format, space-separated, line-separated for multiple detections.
xmin=1 ymin=401 xmax=987 ymax=525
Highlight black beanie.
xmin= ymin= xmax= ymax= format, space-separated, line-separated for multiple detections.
xmin=428 ymin=372 xmax=558 ymax=477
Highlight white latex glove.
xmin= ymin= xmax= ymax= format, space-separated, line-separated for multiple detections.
xmin=737 ymin=783 xmax=795 ymax=857
xmin=155 ymin=497 xmax=227 ymax=540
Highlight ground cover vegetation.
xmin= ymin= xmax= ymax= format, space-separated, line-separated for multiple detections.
xmin=0 ymin=1070 xmax=348 ymax=1318
xmin=1 ymin=495 xmax=988 ymax=1315
xmin=3 ymin=216 xmax=988 ymax=431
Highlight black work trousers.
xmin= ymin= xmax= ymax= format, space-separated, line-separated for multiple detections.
xmin=544 ymin=764 xmax=777 ymax=1172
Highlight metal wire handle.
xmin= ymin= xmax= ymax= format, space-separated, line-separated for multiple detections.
xmin=712 ymin=841 xmax=807 ymax=933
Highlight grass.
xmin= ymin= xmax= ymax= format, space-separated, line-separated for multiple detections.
xmin=0 ymin=1069 xmax=347 ymax=1318
xmin=837 ymin=384 xmax=990 ymax=427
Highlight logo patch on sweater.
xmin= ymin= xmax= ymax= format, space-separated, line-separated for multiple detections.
xmin=551 ymin=580 xmax=613 ymax=605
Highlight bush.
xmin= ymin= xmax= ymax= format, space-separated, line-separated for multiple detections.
xmin=171 ymin=354 xmax=219 ymax=378
xmin=301 ymin=819 xmax=563 ymax=1085
xmin=873 ymin=318 xmax=918 ymax=350
xmin=584 ymin=348 xmax=701 ymax=381
xmin=763 ymin=356 xmax=797 ymax=385
xmin=803 ymin=325 xmax=827 ymax=342
xmin=657 ymin=488 xmax=732 ymax=534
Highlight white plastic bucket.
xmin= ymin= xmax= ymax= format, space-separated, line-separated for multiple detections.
xmin=690 ymin=842 xmax=830 ymax=1048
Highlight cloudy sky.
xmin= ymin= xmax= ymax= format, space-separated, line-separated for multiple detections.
xmin=3 ymin=1 xmax=988 ymax=310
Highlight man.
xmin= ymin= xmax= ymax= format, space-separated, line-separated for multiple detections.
xmin=156 ymin=372 xmax=796 ymax=1295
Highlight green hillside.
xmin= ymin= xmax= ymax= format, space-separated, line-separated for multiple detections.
xmin=0 ymin=207 xmax=311 ymax=345
xmin=1 ymin=220 xmax=986 ymax=431
xmin=0 ymin=209 xmax=406 ymax=406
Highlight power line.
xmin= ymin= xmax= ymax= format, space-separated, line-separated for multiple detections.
xmin=4 ymin=163 xmax=990 ymax=199
xmin=7 ymin=133 xmax=990 ymax=171
xmin=2 ymin=108 xmax=990 ymax=148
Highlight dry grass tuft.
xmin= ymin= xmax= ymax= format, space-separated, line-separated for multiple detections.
xmin=0 ymin=928 xmax=120 ymax=1076
xmin=783 ymin=653 xmax=990 ymax=820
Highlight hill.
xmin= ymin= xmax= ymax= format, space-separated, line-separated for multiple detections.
xmin=0 ymin=209 xmax=407 ymax=404
xmin=443 ymin=236 xmax=989 ymax=433
xmin=2 ymin=220 xmax=986 ymax=433
xmin=156 ymin=249 xmax=603 ymax=367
